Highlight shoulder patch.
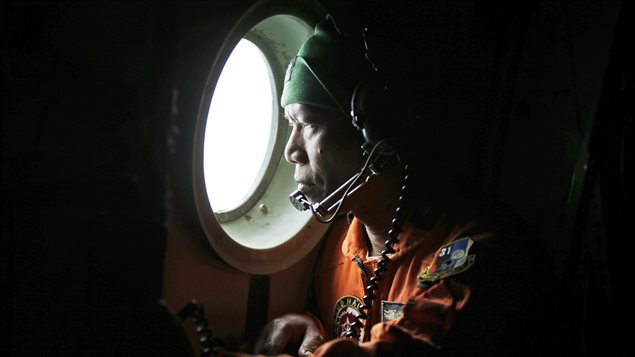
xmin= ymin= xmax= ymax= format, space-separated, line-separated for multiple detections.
xmin=381 ymin=301 xmax=405 ymax=322
xmin=417 ymin=237 xmax=476 ymax=284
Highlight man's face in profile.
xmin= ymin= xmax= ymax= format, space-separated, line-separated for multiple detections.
xmin=284 ymin=103 xmax=365 ymax=204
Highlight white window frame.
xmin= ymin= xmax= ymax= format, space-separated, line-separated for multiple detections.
xmin=192 ymin=3 xmax=329 ymax=275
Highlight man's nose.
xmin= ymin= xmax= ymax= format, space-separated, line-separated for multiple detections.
xmin=284 ymin=128 xmax=308 ymax=164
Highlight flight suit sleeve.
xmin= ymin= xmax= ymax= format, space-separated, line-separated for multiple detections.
xmin=309 ymin=279 xmax=471 ymax=357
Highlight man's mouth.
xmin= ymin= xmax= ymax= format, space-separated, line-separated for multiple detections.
xmin=296 ymin=182 xmax=321 ymax=202
xmin=297 ymin=182 xmax=313 ymax=191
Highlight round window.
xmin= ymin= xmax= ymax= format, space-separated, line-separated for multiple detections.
xmin=192 ymin=3 xmax=330 ymax=275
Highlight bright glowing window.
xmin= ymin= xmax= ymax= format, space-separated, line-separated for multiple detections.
xmin=193 ymin=11 xmax=330 ymax=275
xmin=203 ymin=39 xmax=276 ymax=215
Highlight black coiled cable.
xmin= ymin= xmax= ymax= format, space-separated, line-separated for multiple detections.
xmin=345 ymin=164 xmax=409 ymax=340
xmin=177 ymin=299 xmax=224 ymax=357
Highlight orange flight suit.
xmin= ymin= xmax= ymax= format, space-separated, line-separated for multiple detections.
xmin=308 ymin=202 xmax=559 ymax=356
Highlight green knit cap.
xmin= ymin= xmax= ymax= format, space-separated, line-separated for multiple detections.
xmin=280 ymin=17 xmax=373 ymax=116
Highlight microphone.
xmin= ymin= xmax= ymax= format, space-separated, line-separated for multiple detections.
xmin=288 ymin=140 xmax=397 ymax=222
xmin=289 ymin=171 xmax=375 ymax=218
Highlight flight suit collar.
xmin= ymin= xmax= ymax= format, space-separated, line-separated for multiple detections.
xmin=341 ymin=217 xmax=440 ymax=262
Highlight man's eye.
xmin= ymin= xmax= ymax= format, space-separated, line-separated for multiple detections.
xmin=288 ymin=121 xmax=301 ymax=129
xmin=303 ymin=122 xmax=319 ymax=129
xmin=289 ymin=121 xmax=310 ymax=128
xmin=288 ymin=121 xmax=319 ymax=132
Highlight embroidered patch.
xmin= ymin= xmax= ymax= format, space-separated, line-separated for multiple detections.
xmin=417 ymin=237 xmax=476 ymax=284
xmin=381 ymin=301 xmax=405 ymax=322
xmin=333 ymin=295 xmax=364 ymax=343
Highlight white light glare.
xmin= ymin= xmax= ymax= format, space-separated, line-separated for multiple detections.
xmin=204 ymin=39 xmax=275 ymax=212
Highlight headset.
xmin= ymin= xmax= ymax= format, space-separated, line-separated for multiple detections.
xmin=349 ymin=25 xmax=394 ymax=148
xmin=288 ymin=16 xmax=405 ymax=222
xmin=346 ymin=23 xmax=411 ymax=341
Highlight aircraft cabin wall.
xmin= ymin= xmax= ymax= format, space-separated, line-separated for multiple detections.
xmin=2 ymin=0 xmax=630 ymax=356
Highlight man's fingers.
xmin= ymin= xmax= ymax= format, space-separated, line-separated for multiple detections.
xmin=298 ymin=324 xmax=324 ymax=356
xmin=253 ymin=314 xmax=324 ymax=356
xmin=257 ymin=319 xmax=292 ymax=355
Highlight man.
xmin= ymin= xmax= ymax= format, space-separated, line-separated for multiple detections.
xmin=250 ymin=15 xmax=560 ymax=357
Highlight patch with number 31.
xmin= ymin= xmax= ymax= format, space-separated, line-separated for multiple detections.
xmin=417 ymin=237 xmax=476 ymax=284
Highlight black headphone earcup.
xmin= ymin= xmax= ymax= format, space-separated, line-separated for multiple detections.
xmin=351 ymin=76 xmax=394 ymax=146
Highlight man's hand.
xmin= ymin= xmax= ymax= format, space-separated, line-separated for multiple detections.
xmin=254 ymin=313 xmax=324 ymax=356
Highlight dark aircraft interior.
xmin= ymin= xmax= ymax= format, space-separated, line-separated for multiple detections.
xmin=2 ymin=0 xmax=632 ymax=356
